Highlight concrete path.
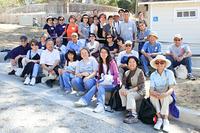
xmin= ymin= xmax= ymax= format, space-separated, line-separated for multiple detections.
xmin=0 ymin=63 xmax=199 ymax=133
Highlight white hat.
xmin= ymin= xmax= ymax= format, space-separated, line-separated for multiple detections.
xmin=150 ymin=55 xmax=171 ymax=69
xmin=148 ymin=32 xmax=158 ymax=39
xmin=174 ymin=34 xmax=182 ymax=39
xmin=125 ymin=40 xmax=132 ymax=45
xmin=71 ymin=32 xmax=78 ymax=37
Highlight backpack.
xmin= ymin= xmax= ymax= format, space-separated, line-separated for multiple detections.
xmin=138 ymin=98 xmax=157 ymax=124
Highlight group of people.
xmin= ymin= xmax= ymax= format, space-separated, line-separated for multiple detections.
xmin=5 ymin=8 xmax=196 ymax=132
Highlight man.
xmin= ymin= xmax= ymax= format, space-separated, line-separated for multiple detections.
xmin=166 ymin=34 xmax=196 ymax=80
xmin=113 ymin=13 xmax=121 ymax=36
xmin=117 ymin=40 xmax=139 ymax=80
xmin=118 ymin=9 xmax=124 ymax=21
xmin=140 ymin=32 xmax=162 ymax=77
xmin=119 ymin=10 xmax=137 ymax=42
xmin=6 ymin=35 xmax=30 ymax=75
xmin=40 ymin=39 xmax=60 ymax=88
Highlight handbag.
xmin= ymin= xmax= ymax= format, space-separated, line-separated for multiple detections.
xmin=138 ymin=98 xmax=157 ymax=125
xmin=175 ymin=64 xmax=187 ymax=79
xmin=99 ymin=74 xmax=114 ymax=86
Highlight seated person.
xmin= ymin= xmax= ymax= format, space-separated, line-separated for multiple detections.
xmin=71 ymin=48 xmax=98 ymax=97
xmin=117 ymin=40 xmax=139 ymax=80
xmin=86 ymin=33 xmax=100 ymax=58
xmin=166 ymin=34 xmax=195 ymax=80
xmin=6 ymin=35 xmax=30 ymax=75
xmin=119 ymin=56 xmax=145 ymax=124
xmin=22 ymin=39 xmax=41 ymax=85
xmin=58 ymin=50 xmax=78 ymax=94
xmin=116 ymin=36 xmax=125 ymax=53
xmin=74 ymin=47 xmax=120 ymax=113
xmin=40 ymin=39 xmax=60 ymax=88
xmin=149 ymin=55 xmax=179 ymax=132
xmin=140 ymin=32 xmax=162 ymax=77
xmin=38 ymin=33 xmax=48 ymax=50
xmin=104 ymin=34 xmax=118 ymax=57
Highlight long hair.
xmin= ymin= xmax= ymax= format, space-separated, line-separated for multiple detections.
xmin=65 ymin=49 xmax=77 ymax=66
xmin=98 ymin=47 xmax=112 ymax=78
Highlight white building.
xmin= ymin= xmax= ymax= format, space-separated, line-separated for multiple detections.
xmin=138 ymin=0 xmax=200 ymax=44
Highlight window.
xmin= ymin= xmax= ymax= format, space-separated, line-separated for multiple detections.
xmin=176 ymin=9 xmax=198 ymax=19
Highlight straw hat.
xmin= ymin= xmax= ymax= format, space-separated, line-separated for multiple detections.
xmin=148 ymin=32 xmax=158 ymax=39
xmin=150 ymin=55 xmax=171 ymax=69
xmin=174 ymin=34 xmax=182 ymax=39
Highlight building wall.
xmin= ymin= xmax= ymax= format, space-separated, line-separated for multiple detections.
xmin=147 ymin=2 xmax=200 ymax=44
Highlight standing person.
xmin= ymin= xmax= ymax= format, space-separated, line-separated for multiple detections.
xmin=22 ymin=39 xmax=41 ymax=86
xmin=136 ymin=11 xmax=147 ymax=31
xmin=78 ymin=14 xmax=90 ymax=46
xmin=86 ymin=33 xmax=100 ymax=58
xmin=119 ymin=10 xmax=137 ymax=42
xmin=117 ymin=40 xmax=139 ymax=80
xmin=74 ymin=47 xmax=120 ymax=113
xmin=56 ymin=16 xmax=66 ymax=38
xmin=6 ymin=35 xmax=30 ymax=75
xmin=53 ymin=17 xmax=58 ymax=27
xmin=40 ymin=39 xmax=60 ymax=88
xmin=62 ymin=15 xmax=78 ymax=42
xmin=137 ymin=21 xmax=151 ymax=57
xmin=113 ymin=13 xmax=121 ymax=36
xmin=103 ymin=15 xmax=118 ymax=39
xmin=166 ymin=34 xmax=195 ymax=80
xmin=58 ymin=50 xmax=78 ymax=94
xmin=118 ymin=9 xmax=124 ymax=21
xmin=140 ymin=32 xmax=162 ymax=77
xmin=119 ymin=56 xmax=145 ymax=124
xmin=104 ymin=34 xmax=118 ymax=57
xmin=149 ymin=55 xmax=179 ymax=132
xmin=71 ymin=48 xmax=98 ymax=97
xmin=97 ymin=13 xmax=107 ymax=44
xmin=90 ymin=15 xmax=99 ymax=37
xmin=43 ymin=16 xmax=57 ymax=40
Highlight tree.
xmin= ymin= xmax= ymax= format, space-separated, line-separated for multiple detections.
xmin=117 ymin=0 xmax=136 ymax=13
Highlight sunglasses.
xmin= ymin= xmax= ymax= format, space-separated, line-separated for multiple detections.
xmin=174 ymin=39 xmax=181 ymax=41
xmin=126 ymin=45 xmax=132 ymax=47
xmin=107 ymin=36 xmax=112 ymax=39
xmin=155 ymin=61 xmax=165 ymax=65
xmin=59 ymin=19 xmax=64 ymax=21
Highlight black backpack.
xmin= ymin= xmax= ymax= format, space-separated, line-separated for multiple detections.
xmin=138 ymin=98 xmax=157 ymax=124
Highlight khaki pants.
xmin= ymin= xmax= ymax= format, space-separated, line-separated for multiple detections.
xmin=119 ymin=89 xmax=142 ymax=113
xmin=150 ymin=95 xmax=173 ymax=116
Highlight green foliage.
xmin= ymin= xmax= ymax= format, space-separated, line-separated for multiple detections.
xmin=93 ymin=0 xmax=117 ymax=6
xmin=117 ymin=0 xmax=136 ymax=13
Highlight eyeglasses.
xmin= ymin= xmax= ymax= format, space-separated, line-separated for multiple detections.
xmin=107 ymin=36 xmax=112 ymax=39
xmin=174 ymin=39 xmax=181 ymax=41
xmin=125 ymin=45 xmax=132 ymax=47
xmin=59 ymin=19 xmax=64 ymax=21
xmin=155 ymin=61 xmax=165 ymax=65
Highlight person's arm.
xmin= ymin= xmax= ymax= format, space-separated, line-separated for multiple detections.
xmin=135 ymin=71 xmax=146 ymax=96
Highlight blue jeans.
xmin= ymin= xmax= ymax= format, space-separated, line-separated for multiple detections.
xmin=166 ymin=55 xmax=192 ymax=74
xmin=71 ymin=77 xmax=96 ymax=92
xmin=59 ymin=72 xmax=73 ymax=91
xmin=82 ymin=84 xmax=116 ymax=106
xmin=140 ymin=55 xmax=150 ymax=75
xmin=32 ymin=63 xmax=40 ymax=78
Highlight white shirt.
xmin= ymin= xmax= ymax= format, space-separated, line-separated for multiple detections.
xmin=40 ymin=49 xmax=60 ymax=66
xmin=117 ymin=50 xmax=139 ymax=66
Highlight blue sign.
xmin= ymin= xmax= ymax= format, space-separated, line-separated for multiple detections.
xmin=153 ymin=16 xmax=158 ymax=22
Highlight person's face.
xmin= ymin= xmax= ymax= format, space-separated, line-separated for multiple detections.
xmin=59 ymin=18 xmax=64 ymax=24
xmin=114 ymin=16 xmax=119 ymax=21
xmin=100 ymin=49 xmax=108 ymax=60
xmin=124 ymin=12 xmax=129 ymax=20
xmin=56 ymin=39 xmax=61 ymax=46
xmin=93 ymin=17 xmax=99 ymax=24
xmin=128 ymin=58 xmax=137 ymax=71
xmin=89 ymin=35 xmax=95 ymax=41
xmin=100 ymin=15 xmax=106 ymax=22
xmin=76 ymin=15 xmax=81 ymax=22
xmin=138 ymin=12 xmax=144 ymax=19
xmin=70 ymin=17 xmax=75 ymax=23
xmin=108 ymin=18 xmax=114 ymax=24
xmin=106 ymin=35 xmax=113 ymax=43
xmin=119 ymin=11 xmax=124 ymax=17
xmin=68 ymin=53 xmax=74 ymax=61
xmin=149 ymin=36 xmax=157 ymax=44
xmin=89 ymin=17 xmax=93 ymax=24
xmin=71 ymin=35 xmax=78 ymax=42
xmin=174 ymin=38 xmax=182 ymax=46
xmin=46 ymin=41 xmax=54 ymax=51
xmin=155 ymin=60 xmax=166 ymax=71
xmin=47 ymin=19 xmax=53 ymax=25
xmin=41 ymin=36 xmax=47 ymax=42
xmin=53 ymin=19 xmax=58 ymax=25
xmin=125 ymin=44 xmax=132 ymax=52
xmin=81 ymin=49 xmax=89 ymax=59
xmin=31 ymin=42 xmax=38 ymax=51
xmin=139 ymin=23 xmax=146 ymax=31
xmin=21 ymin=39 xmax=27 ymax=47
xmin=83 ymin=16 xmax=89 ymax=23
xmin=93 ymin=10 xmax=98 ymax=16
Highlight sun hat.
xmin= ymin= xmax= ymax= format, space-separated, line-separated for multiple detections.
xmin=125 ymin=40 xmax=132 ymax=45
xmin=174 ymin=34 xmax=182 ymax=39
xmin=46 ymin=16 xmax=53 ymax=22
xmin=71 ymin=32 xmax=78 ymax=37
xmin=148 ymin=32 xmax=158 ymax=39
xmin=150 ymin=55 xmax=171 ymax=69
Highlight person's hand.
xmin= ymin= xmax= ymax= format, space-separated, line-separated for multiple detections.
xmin=159 ymin=92 xmax=168 ymax=99
xmin=83 ymin=76 xmax=90 ymax=82
xmin=177 ymin=56 xmax=184 ymax=62
xmin=120 ymin=64 xmax=127 ymax=68
xmin=81 ymin=72 xmax=90 ymax=77
xmin=120 ymin=88 xmax=127 ymax=96
xmin=75 ymin=73 xmax=82 ymax=77
xmin=49 ymin=69 xmax=55 ymax=74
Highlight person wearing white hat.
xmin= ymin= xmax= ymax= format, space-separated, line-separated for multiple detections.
xmin=140 ymin=32 xmax=162 ymax=77
xmin=165 ymin=34 xmax=195 ymax=80
xmin=43 ymin=16 xmax=57 ymax=39
xmin=149 ymin=55 xmax=177 ymax=132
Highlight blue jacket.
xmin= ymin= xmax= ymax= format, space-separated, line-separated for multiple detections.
xmin=169 ymin=91 xmax=179 ymax=118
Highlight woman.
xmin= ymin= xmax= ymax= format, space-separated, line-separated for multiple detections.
xmin=43 ymin=16 xmax=57 ymax=40
xmin=116 ymin=36 xmax=125 ymax=53
xmin=78 ymin=14 xmax=90 ymax=46
xmin=71 ymin=48 xmax=98 ymax=97
xmin=22 ymin=39 xmax=41 ymax=85
xmin=74 ymin=47 xmax=120 ymax=113
xmin=149 ymin=55 xmax=179 ymax=132
xmin=97 ymin=13 xmax=107 ymax=44
xmin=90 ymin=15 xmax=99 ymax=37
xmin=55 ymin=16 xmax=66 ymax=38
xmin=104 ymin=34 xmax=118 ymax=57
xmin=119 ymin=56 xmax=145 ymax=124
xmin=58 ymin=50 xmax=78 ymax=94
xmin=86 ymin=33 xmax=100 ymax=58
xmin=103 ymin=15 xmax=118 ymax=39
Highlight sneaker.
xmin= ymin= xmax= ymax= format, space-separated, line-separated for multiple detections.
xmin=46 ymin=80 xmax=53 ymax=88
xmin=154 ymin=118 xmax=163 ymax=130
xmin=162 ymin=119 xmax=170 ymax=132
xmin=24 ymin=77 xmax=30 ymax=85
xmin=125 ymin=111 xmax=132 ymax=117
xmin=123 ymin=115 xmax=139 ymax=124
xmin=8 ymin=70 xmax=16 ymax=75
xmin=93 ymin=104 xmax=104 ymax=113
xmin=105 ymin=105 xmax=114 ymax=113
xmin=64 ymin=90 xmax=72 ymax=94
xmin=74 ymin=99 xmax=87 ymax=107
xmin=188 ymin=74 xmax=196 ymax=80
xmin=29 ymin=78 xmax=36 ymax=86
xmin=75 ymin=91 xmax=85 ymax=97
